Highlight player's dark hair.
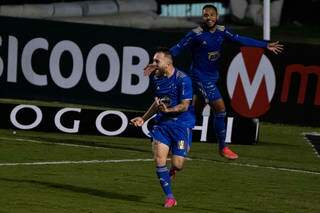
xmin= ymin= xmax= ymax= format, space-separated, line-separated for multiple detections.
xmin=202 ymin=4 xmax=217 ymax=13
xmin=155 ymin=46 xmax=173 ymax=63
xmin=155 ymin=46 xmax=171 ymax=55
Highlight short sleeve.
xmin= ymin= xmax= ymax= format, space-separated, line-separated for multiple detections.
xmin=180 ymin=76 xmax=193 ymax=100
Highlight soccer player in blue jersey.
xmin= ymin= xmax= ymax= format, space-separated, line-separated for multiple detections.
xmin=145 ymin=4 xmax=283 ymax=160
xmin=131 ymin=47 xmax=195 ymax=208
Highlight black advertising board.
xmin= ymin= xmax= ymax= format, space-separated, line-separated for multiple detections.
xmin=0 ymin=16 xmax=319 ymax=128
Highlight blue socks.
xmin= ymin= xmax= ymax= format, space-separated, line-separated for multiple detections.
xmin=213 ymin=111 xmax=227 ymax=150
xmin=156 ymin=165 xmax=174 ymax=198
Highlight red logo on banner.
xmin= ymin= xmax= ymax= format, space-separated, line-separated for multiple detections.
xmin=226 ymin=47 xmax=276 ymax=118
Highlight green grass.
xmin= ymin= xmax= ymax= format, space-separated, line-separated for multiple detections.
xmin=0 ymin=123 xmax=320 ymax=213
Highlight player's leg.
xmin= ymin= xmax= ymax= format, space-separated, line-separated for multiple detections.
xmin=150 ymin=125 xmax=176 ymax=207
xmin=170 ymin=155 xmax=185 ymax=180
xmin=163 ymin=126 xmax=191 ymax=208
xmin=152 ymin=141 xmax=174 ymax=197
xmin=153 ymin=141 xmax=177 ymax=208
xmin=209 ymin=98 xmax=238 ymax=160
xmin=197 ymin=80 xmax=238 ymax=160
xmin=209 ymin=98 xmax=227 ymax=149
xmin=169 ymin=127 xmax=192 ymax=179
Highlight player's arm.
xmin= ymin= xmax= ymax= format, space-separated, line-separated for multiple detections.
xmin=224 ymin=28 xmax=283 ymax=54
xmin=224 ymin=28 xmax=268 ymax=47
xmin=170 ymin=31 xmax=195 ymax=57
xmin=157 ymin=98 xmax=191 ymax=113
xmin=142 ymin=100 xmax=158 ymax=121
xmin=130 ymin=100 xmax=158 ymax=126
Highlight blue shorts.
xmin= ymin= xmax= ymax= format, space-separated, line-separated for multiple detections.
xmin=150 ymin=123 xmax=192 ymax=157
xmin=193 ymin=80 xmax=222 ymax=102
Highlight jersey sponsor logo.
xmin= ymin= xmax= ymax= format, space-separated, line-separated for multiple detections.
xmin=160 ymin=96 xmax=171 ymax=106
xmin=226 ymin=47 xmax=276 ymax=118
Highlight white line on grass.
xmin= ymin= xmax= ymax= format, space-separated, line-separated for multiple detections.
xmin=195 ymin=158 xmax=320 ymax=176
xmin=0 ymin=159 xmax=154 ymax=166
xmin=302 ymin=133 xmax=320 ymax=159
xmin=0 ymin=158 xmax=319 ymax=176
xmin=1 ymin=137 xmax=319 ymax=176
xmin=228 ymin=162 xmax=320 ymax=175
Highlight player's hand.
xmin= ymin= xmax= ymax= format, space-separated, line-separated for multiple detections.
xmin=155 ymin=97 xmax=170 ymax=113
xmin=267 ymin=41 xmax=284 ymax=55
xmin=130 ymin=117 xmax=144 ymax=127
xmin=144 ymin=64 xmax=157 ymax=76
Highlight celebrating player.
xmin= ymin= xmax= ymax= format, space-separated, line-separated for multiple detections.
xmin=145 ymin=4 xmax=283 ymax=160
xmin=131 ymin=47 xmax=195 ymax=208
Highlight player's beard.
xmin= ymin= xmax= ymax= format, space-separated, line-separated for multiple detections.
xmin=155 ymin=67 xmax=165 ymax=77
xmin=202 ymin=20 xmax=217 ymax=31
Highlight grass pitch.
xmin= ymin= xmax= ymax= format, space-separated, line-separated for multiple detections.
xmin=0 ymin=123 xmax=320 ymax=213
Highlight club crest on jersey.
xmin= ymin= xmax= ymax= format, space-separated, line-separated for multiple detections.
xmin=178 ymin=140 xmax=185 ymax=150
xmin=160 ymin=96 xmax=171 ymax=106
xmin=208 ymin=51 xmax=220 ymax=61
xmin=202 ymin=41 xmax=207 ymax=45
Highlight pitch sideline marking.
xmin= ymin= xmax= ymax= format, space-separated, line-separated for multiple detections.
xmin=0 ymin=158 xmax=319 ymax=176
xmin=0 ymin=159 xmax=154 ymax=166
xmin=302 ymin=133 xmax=320 ymax=159
xmin=213 ymin=160 xmax=320 ymax=176
xmin=0 ymin=136 xmax=319 ymax=176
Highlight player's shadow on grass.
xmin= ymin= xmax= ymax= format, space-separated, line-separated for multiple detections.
xmin=0 ymin=177 xmax=144 ymax=202
xmin=1 ymin=177 xmax=220 ymax=211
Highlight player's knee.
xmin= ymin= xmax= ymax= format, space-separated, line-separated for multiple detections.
xmin=154 ymin=156 xmax=167 ymax=165
xmin=173 ymin=165 xmax=183 ymax=171
xmin=172 ymin=161 xmax=184 ymax=171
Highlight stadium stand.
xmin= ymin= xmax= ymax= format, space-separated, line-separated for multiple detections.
xmin=0 ymin=0 xmax=198 ymax=29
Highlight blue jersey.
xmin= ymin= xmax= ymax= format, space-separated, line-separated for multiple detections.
xmin=170 ymin=25 xmax=268 ymax=83
xmin=152 ymin=69 xmax=195 ymax=128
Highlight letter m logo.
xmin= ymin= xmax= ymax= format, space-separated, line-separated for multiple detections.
xmin=227 ymin=47 xmax=276 ymax=118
